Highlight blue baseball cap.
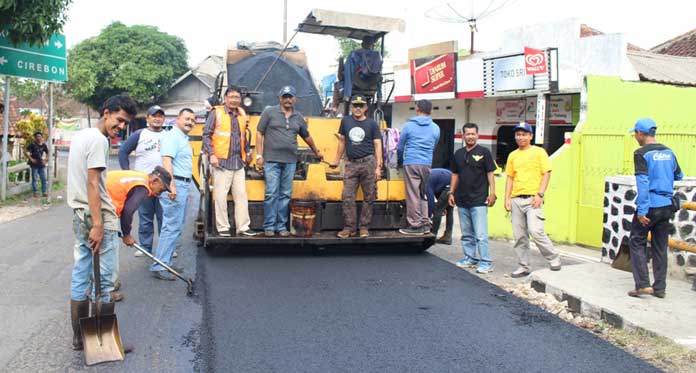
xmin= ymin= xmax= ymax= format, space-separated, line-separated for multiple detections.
xmin=278 ymin=85 xmax=297 ymax=97
xmin=629 ymin=118 xmax=657 ymax=134
xmin=514 ymin=122 xmax=533 ymax=133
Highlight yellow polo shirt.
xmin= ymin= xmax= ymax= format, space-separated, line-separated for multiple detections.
xmin=506 ymin=146 xmax=552 ymax=197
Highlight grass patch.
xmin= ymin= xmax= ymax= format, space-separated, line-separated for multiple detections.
xmin=0 ymin=180 xmax=65 ymax=207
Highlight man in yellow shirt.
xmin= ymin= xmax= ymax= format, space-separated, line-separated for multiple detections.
xmin=504 ymin=122 xmax=561 ymax=278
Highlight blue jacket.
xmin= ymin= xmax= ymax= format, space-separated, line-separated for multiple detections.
xmin=397 ymin=116 xmax=440 ymax=166
xmin=633 ymin=143 xmax=682 ymax=216
xmin=426 ymin=168 xmax=452 ymax=216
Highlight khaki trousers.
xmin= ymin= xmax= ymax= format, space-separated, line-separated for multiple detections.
xmin=511 ymin=196 xmax=560 ymax=271
xmin=213 ymin=167 xmax=251 ymax=233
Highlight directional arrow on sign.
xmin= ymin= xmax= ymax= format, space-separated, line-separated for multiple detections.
xmin=0 ymin=56 xmax=7 ymax=66
xmin=54 ymin=40 xmax=63 ymax=49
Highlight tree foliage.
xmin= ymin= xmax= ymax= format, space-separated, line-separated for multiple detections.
xmin=9 ymin=78 xmax=43 ymax=102
xmin=15 ymin=112 xmax=47 ymax=143
xmin=0 ymin=0 xmax=72 ymax=46
xmin=66 ymin=22 xmax=189 ymax=110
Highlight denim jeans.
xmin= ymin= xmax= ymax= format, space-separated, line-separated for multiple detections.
xmin=70 ymin=212 xmax=119 ymax=302
xmin=31 ymin=166 xmax=47 ymax=194
xmin=150 ymin=179 xmax=189 ymax=272
xmin=457 ymin=206 xmax=492 ymax=264
xmin=138 ymin=196 xmax=162 ymax=253
xmin=263 ymin=161 xmax=296 ymax=231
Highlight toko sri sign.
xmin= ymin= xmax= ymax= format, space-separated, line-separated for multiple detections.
xmin=0 ymin=31 xmax=67 ymax=82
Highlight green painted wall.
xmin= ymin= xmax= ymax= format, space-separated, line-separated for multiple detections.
xmin=488 ymin=76 xmax=696 ymax=248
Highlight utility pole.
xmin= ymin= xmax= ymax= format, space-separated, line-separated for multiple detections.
xmin=1 ymin=77 xmax=9 ymax=201
xmin=47 ymin=83 xmax=54 ymax=202
xmin=283 ymin=0 xmax=288 ymax=44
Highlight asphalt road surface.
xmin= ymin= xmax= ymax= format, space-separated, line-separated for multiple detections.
xmin=198 ymin=246 xmax=657 ymax=372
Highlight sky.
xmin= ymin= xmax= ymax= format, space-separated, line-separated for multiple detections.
xmin=62 ymin=0 xmax=696 ymax=80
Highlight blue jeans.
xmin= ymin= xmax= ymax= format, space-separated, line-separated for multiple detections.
xmin=457 ymin=206 xmax=492 ymax=264
xmin=138 ymin=196 xmax=162 ymax=253
xmin=31 ymin=166 xmax=47 ymax=194
xmin=263 ymin=161 xmax=296 ymax=231
xmin=150 ymin=179 xmax=189 ymax=272
xmin=70 ymin=212 xmax=119 ymax=302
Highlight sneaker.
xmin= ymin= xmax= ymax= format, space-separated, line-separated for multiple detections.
xmin=218 ymin=230 xmax=232 ymax=237
xmin=399 ymin=226 xmax=424 ymax=235
xmin=359 ymin=228 xmax=369 ymax=238
xmin=264 ymin=230 xmax=275 ymax=237
xmin=239 ymin=229 xmax=259 ymax=237
xmin=628 ymin=287 xmax=654 ymax=297
xmin=476 ymin=263 xmax=494 ymax=274
xmin=510 ymin=267 xmax=530 ymax=278
xmin=549 ymin=258 xmax=562 ymax=271
xmin=152 ymin=270 xmax=176 ymax=281
xmin=173 ymin=251 xmax=178 ymax=258
xmin=550 ymin=265 xmax=562 ymax=271
xmin=279 ymin=230 xmax=290 ymax=237
xmin=456 ymin=258 xmax=478 ymax=268
xmin=337 ymin=229 xmax=354 ymax=239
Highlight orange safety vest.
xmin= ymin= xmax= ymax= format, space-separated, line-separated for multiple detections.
xmin=212 ymin=105 xmax=248 ymax=160
xmin=106 ymin=170 xmax=153 ymax=217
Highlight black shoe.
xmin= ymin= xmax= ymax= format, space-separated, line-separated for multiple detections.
xmin=218 ymin=230 xmax=232 ymax=237
xmin=239 ymin=229 xmax=259 ymax=237
xmin=652 ymin=290 xmax=666 ymax=299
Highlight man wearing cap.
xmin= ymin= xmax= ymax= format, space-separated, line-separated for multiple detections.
xmin=106 ymin=166 xmax=172 ymax=247
xmin=329 ymin=94 xmax=383 ymax=238
xmin=504 ymin=122 xmax=561 ymax=278
xmin=397 ymin=99 xmax=440 ymax=235
xmin=203 ymin=86 xmax=258 ymax=237
xmin=150 ymin=108 xmax=195 ymax=280
xmin=255 ymin=85 xmax=323 ymax=237
xmin=118 ymin=105 xmax=166 ymax=257
xmin=628 ymin=118 xmax=683 ymax=298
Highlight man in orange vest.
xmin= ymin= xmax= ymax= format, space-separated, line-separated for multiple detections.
xmin=203 ymin=86 xmax=258 ymax=237
xmin=106 ymin=166 xmax=172 ymax=248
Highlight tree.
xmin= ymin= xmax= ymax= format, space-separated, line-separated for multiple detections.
xmin=9 ymin=78 xmax=43 ymax=102
xmin=66 ymin=22 xmax=189 ymax=110
xmin=0 ymin=0 xmax=73 ymax=46
xmin=336 ymin=37 xmax=388 ymax=60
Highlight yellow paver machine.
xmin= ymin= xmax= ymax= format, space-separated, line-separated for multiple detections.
xmin=190 ymin=9 xmax=435 ymax=251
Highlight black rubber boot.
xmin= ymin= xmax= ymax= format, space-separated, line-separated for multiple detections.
xmin=70 ymin=300 xmax=89 ymax=350
xmin=436 ymin=231 xmax=452 ymax=245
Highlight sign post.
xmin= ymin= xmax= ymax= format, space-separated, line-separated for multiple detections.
xmin=534 ymin=92 xmax=546 ymax=145
xmin=1 ymin=78 xmax=9 ymax=201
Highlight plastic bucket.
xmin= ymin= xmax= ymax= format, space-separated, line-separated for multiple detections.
xmin=290 ymin=200 xmax=317 ymax=237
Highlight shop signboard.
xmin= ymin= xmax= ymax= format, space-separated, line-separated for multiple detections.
xmin=524 ymin=47 xmax=547 ymax=75
xmin=410 ymin=53 xmax=456 ymax=96
xmin=493 ymin=55 xmax=534 ymax=92
xmin=498 ymin=95 xmax=574 ymax=125
xmin=496 ymin=99 xmax=526 ymax=123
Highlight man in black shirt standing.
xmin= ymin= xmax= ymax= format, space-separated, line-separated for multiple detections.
xmin=25 ymin=131 xmax=49 ymax=197
xmin=448 ymin=123 xmax=497 ymax=274
xmin=330 ymin=95 xmax=383 ymax=238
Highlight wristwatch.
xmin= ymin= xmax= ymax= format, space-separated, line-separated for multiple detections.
xmin=537 ymin=192 xmax=545 ymax=198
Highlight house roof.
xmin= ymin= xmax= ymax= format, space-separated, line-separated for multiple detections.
xmin=650 ymin=28 xmax=696 ymax=57
xmin=171 ymin=55 xmax=223 ymax=90
xmin=0 ymin=92 xmax=21 ymax=136
xmin=580 ymin=24 xmax=644 ymax=51
xmin=627 ymin=50 xmax=696 ymax=87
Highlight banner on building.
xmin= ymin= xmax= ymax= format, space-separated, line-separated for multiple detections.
xmin=410 ymin=53 xmax=456 ymax=97
xmin=497 ymin=95 xmax=574 ymax=124
xmin=524 ymin=47 xmax=547 ymax=75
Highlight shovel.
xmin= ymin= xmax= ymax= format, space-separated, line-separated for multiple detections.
xmin=611 ymin=245 xmax=632 ymax=273
xmin=80 ymin=250 xmax=125 ymax=365
xmin=131 ymin=242 xmax=194 ymax=296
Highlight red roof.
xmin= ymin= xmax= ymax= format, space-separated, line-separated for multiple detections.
xmin=650 ymin=28 xmax=696 ymax=57
xmin=0 ymin=92 xmax=21 ymax=136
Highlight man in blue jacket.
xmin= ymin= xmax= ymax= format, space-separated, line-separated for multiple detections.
xmin=397 ymin=100 xmax=440 ymax=235
xmin=628 ymin=118 xmax=683 ymax=298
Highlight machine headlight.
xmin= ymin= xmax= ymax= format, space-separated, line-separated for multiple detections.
xmin=243 ymin=96 xmax=253 ymax=107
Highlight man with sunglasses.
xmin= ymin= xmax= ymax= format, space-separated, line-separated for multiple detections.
xmin=330 ymin=95 xmax=383 ymax=238
xmin=256 ymin=85 xmax=323 ymax=237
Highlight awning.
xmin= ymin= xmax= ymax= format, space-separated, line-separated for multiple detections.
xmin=297 ymin=9 xmax=405 ymax=40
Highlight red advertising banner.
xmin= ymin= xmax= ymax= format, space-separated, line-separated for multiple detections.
xmin=410 ymin=53 xmax=456 ymax=94
xmin=524 ymin=47 xmax=547 ymax=75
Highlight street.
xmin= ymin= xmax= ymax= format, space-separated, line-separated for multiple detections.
xmin=0 ymin=186 xmax=657 ymax=372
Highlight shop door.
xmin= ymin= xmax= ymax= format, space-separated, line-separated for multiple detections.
xmin=432 ymin=119 xmax=454 ymax=169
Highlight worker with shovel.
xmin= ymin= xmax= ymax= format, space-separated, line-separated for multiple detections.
xmin=68 ymin=94 xmax=137 ymax=352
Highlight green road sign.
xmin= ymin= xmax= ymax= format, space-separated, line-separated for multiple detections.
xmin=0 ymin=32 xmax=67 ymax=82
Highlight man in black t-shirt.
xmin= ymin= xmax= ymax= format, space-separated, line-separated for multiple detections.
xmin=330 ymin=95 xmax=383 ymax=238
xmin=448 ymin=123 xmax=497 ymax=274
xmin=25 ymin=131 xmax=49 ymax=197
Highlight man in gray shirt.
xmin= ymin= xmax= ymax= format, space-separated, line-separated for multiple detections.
xmin=255 ymin=85 xmax=322 ymax=237
xmin=68 ymin=94 xmax=137 ymax=351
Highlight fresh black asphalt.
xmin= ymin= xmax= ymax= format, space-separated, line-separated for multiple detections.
xmin=198 ymin=247 xmax=658 ymax=372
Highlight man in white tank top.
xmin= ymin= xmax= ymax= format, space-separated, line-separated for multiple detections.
xmin=118 ymin=105 xmax=165 ymax=256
